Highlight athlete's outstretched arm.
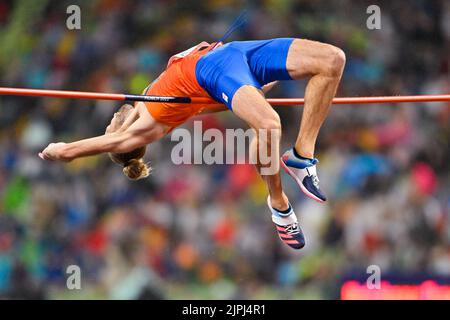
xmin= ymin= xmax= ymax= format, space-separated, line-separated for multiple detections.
xmin=39 ymin=109 xmax=166 ymax=162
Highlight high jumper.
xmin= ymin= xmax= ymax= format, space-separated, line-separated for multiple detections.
xmin=1 ymin=37 xmax=446 ymax=250
xmin=33 ymin=37 xmax=345 ymax=250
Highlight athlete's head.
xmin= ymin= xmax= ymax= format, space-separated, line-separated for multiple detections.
xmin=106 ymin=104 xmax=151 ymax=180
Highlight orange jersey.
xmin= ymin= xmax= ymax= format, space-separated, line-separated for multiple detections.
xmin=143 ymin=42 xmax=221 ymax=129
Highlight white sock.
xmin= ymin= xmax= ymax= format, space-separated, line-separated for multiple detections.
xmin=267 ymin=196 xmax=298 ymax=226
xmin=271 ymin=212 xmax=298 ymax=226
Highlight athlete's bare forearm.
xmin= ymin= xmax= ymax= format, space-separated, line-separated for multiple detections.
xmin=39 ymin=131 xmax=145 ymax=162
xmin=40 ymin=110 xmax=163 ymax=162
xmin=60 ymin=133 xmax=136 ymax=160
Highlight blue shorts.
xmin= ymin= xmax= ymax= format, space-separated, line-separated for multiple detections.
xmin=195 ymin=38 xmax=295 ymax=110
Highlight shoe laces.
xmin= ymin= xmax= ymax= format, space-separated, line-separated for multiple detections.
xmin=305 ymin=166 xmax=320 ymax=188
xmin=311 ymin=174 xmax=320 ymax=188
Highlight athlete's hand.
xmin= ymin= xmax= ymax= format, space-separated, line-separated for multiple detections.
xmin=39 ymin=142 xmax=70 ymax=162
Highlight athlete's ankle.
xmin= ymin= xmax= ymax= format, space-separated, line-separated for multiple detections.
xmin=293 ymin=146 xmax=314 ymax=160
xmin=270 ymin=194 xmax=289 ymax=212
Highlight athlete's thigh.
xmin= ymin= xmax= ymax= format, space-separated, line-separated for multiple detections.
xmin=231 ymin=85 xmax=279 ymax=129
xmin=196 ymin=44 xmax=262 ymax=109
xmin=244 ymin=38 xmax=295 ymax=85
xmin=198 ymin=103 xmax=228 ymax=114
xmin=286 ymin=39 xmax=337 ymax=79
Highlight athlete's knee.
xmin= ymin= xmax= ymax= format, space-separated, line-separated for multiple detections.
xmin=258 ymin=113 xmax=281 ymax=133
xmin=257 ymin=120 xmax=281 ymax=149
xmin=287 ymin=39 xmax=345 ymax=79
xmin=323 ymin=45 xmax=346 ymax=77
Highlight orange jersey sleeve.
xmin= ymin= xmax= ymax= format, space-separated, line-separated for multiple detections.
xmin=143 ymin=42 xmax=221 ymax=129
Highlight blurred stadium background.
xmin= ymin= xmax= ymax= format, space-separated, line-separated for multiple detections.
xmin=0 ymin=0 xmax=449 ymax=299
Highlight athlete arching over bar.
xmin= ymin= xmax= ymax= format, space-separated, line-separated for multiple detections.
xmin=39 ymin=38 xmax=346 ymax=250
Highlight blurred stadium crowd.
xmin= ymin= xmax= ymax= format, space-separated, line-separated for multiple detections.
xmin=0 ymin=0 xmax=449 ymax=299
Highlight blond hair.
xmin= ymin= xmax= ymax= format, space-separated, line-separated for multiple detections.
xmin=108 ymin=104 xmax=151 ymax=180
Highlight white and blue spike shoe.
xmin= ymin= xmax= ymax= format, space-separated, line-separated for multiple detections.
xmin=280 ymin=148 xmax=327 ymax=203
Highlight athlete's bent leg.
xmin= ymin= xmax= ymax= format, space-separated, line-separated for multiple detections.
xmin=286 ymin=39 xmax=346 ymax=158
xmin=249 ymin=128 xmax=288 ymax=210
xmin=280 ymin=39 xmax=345 ymax=203
xmin=233 ymin=85 xmax=305 ymax=250
xmin=232 ymin=85 xmax=288 ymax=211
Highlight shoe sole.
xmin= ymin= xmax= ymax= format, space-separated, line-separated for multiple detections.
xmin=280 ymin=158 xmax=325 ymax=204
